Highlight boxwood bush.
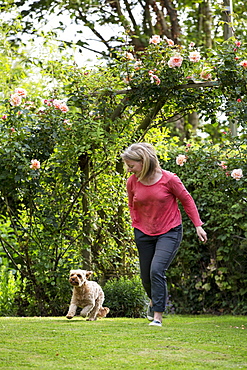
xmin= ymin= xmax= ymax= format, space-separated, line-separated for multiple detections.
xmin=103 ymin=276 xmax=148 ymax=318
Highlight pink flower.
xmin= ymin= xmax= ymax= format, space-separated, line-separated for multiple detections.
xmin=134 ymin=60 xmax=142 ymax=70
xmin=10 ymin=127 xmax=16 ymax=133
xmin=231 ymin=169 xmax=243 ymax=181
xmin=59 ymin=102 xmax=69 ymax=113
xmin=10 ymin=93 xmax=22 ymax=106
xmin=168 ymin=55 xmax=183 ymax=68
xmin=218 ymin=161 xmax=227 ymax=170
xmin=189 ymin=51 xmax=201 ymax=62
xmin=52 ymin=99 xmax=62 ymax=109
xmin=52 ymin=99 xmax=69 ymax=112
xmin=1 ymin=114 xmax=7 ymax=120
xmin=125 ymin=52 xmax=134 ymax=60
xmin=149 ymin=35 xmax=161 ymax=44
xmin=14 ymin=88 xmax=27 ymax=98
xmin=166 ymin=38 xmax=174 ymax=46
xmin=235 ymin=40 xmax=241 ymax=47
xmin=189 ymin=42 xmax=195 ymax=48
xmin=237 ymin=98 xmax=242 ymax=102
xmin=150 ymin=74 xmax=161 ymax=85
xmin=239 ymin=60 xmax=247 ymax=68
xmin=200 ymin=69 xmax=212 ymax=80
xmin=176 ymin=154 xmax=187 ymax=166
xmin=30 ymin=159 xmax=41 ymax=170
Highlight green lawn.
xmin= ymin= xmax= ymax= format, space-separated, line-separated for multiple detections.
xmin=0 ymin=315 xmax=246 ymax=369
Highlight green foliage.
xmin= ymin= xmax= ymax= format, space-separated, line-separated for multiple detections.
xmin=161 ymin=140 xmax=247 ymax=314
xmin=103 ymin=276 xmax=148 ymax=318
xmin=1 ymin=20 xmax=247 ymax=317
xmin=0 ymin=264 xmax=22 ymax=316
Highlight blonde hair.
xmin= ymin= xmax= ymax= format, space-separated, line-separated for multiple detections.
xmin=121 ymin=143 xmax=160 ymax=181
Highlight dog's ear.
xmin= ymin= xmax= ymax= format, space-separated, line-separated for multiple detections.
xmin=86 ymin=270 xmax=93 ymax=279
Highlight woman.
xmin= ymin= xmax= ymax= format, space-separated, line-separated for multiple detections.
xmin=121 ymin=143 xmax=207 ymax=327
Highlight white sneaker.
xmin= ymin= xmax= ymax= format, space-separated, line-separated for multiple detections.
xmin=149 ymin=320 xmax=162 ymax=327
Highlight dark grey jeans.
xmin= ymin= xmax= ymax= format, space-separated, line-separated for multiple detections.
xmin=134 ymin=225 xmax=183 ymax=313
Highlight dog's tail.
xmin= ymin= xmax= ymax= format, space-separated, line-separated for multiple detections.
xmin=97 ymin=306 xmax=110 ymax=318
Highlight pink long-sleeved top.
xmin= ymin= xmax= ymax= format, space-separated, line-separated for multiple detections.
xmin=126 ymin=170 xmax=203 ymax=236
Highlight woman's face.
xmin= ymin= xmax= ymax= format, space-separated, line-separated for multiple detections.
xmin=125 ymin=159 xmax=143 ymax=177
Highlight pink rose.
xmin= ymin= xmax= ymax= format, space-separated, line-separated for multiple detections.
xmin=200 ymin=69 xmax=212 ymax=80
xmin=218 ymin=161 xmax=227 ymax=170
xmin=168 ymin=55 xmax=183 ymax=68
xmin=166 ymin=38 xmax=174 ymax=46
xmin=189 ymin=51 xmax=201 ymax=62
xmin=1 ymin=114 xmax=7 ymax=120
xmin=150 ymin=75 xmax=161 ymax=85
xmin=125 ymin=52 xmax=134 ymax=60
xmin=134 ymin=60 xmax=142 ymax=70
xmin=10 ymin=93 xmax=22 ymax=106
xmin=59 ymin=102 xmax=69 ymax=113
xmin=14 ymin=88 xmax=27 ymax=98
xmin=52 ymin=99 xmax=69 ymax=112
xmin=176 ymin=154 xmax=187 ymax=166
xmin=235 ymin=40 xmax=241 ymax=47
xmin=239 ymin=60 xmax=247 ymax=68
xmin=231 ymin=169 xmax=243 ymax=181
xmin=30 ymin=159 xmax=41 ymax=170
xmin=149 ymin=35 xmax=161 ymax=44
xmin=52 ymin=99 xmax=62 ymax=109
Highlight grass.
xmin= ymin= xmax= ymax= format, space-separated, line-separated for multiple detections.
xmin=0 ymin=315 xmax=246 ymax=369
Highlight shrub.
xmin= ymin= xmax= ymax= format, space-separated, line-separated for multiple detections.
xmin=103 ymin=276 xmax=148 ymax=318
xmin=0 ymin=264 xmax=22 ymax=316
xmin=160 ymin=140 xmax=247 ymax=314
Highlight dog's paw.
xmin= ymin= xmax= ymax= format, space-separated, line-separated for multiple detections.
xmin=66 ymin=315 xmax=73 ymax=319
xmin=87 ymin=317 xmax=97 ymax=321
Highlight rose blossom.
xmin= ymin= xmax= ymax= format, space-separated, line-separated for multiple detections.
xmin=166 ymin=38 xmax=174 ymax=46
xmin=231 ymin=168 xmax=243 ymax=181
xmin=168 ymin=55 xmax=183 ymax=68
xmin=150 ymin=74 xmax=161 ymax=85
xmin=30 ymin=159 xmax=41 ymax=170
xmin=52 ymin=99 xmax=69 ymax=112
xmin=235 ymin=40 xmax=241 ymax=47
xmin=200 ymin=69 xmax=212 ymax=80
xmin=134 ymin=60 xmax=142 ymax=70
xmin=189 ymin=51 xmax=201 ymax=62
xmin=176 ymin=154 xmax=187 ymax=166
xmin=218 ymin=161 xmax=227 ymax=170
xmin=1 ymin=114 xmax=7 ymax=120
xmin=149 ymin=35 xmax=161 ymax=44
xmin=10 ymin=93 xmax=22 ymax=106
xmin=125 ymin=52 xmax=134 ymax=60
xmin=14 ymin=88 xmax=27 ymax=98
xmin=59 ymin=102 xmax=69 ymax=113
xmin=239 ymin=60 xmax=247 ymax=68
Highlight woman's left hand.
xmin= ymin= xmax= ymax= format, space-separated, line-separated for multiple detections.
xmin=196 ymin=226 xmax=207 ymax=243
